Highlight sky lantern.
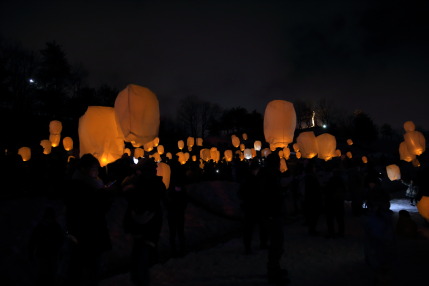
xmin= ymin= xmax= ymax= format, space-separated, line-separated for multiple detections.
xmin=244 ymin=148 xmax=252 ymax=160
xmin=157 ymin=145 xmax=164 ymax=155
xmin=49 ymin=120 xmax=62 ymax=135
xmin=134 ymin=147 xmax=144 ymax=159
xmin=269 ymin=144 xmax=276 ymax=151
xmin=62 ymin=137 xmax=73 ymax=151
xmin=335 ymin=149 xmax=341 ymax=157
xmin=178 ymin=140 xmax=185 ymax=150
xmin=417 ymin=196 xmax=429 ymax=221
xmin=231 ymin=135 xmax=240 ymax=148
xmin=278 ymin=150 xmax=284 ymax=158
xmin=412 ymin=158 xmax=420 ymax=167
xmin=404 ymin=130 xmax=426 ymax=156
xmin=242 ymin=133 xmax=248 ymax=140
xmin=124 ymin=148 xmax=131 ymax=156
xmin=18 ymin=147 xmax=31 ymax=161
xmin=78 ymin=106 xmax=125 ymax=167
xmin=254 ymin=140 xmax=262 ymax=151
xmin=251 ymin=148 xmax=257 ymax=158
xmin=166 ymin=152 xmax=172 ymax=160
xmin=151 ymin=152 xmax=161 ymax=163
xmin=40 ymin=139 xmax=52 ymax=155
xmin=157 ymin=162 xmax=171 ymax=189
xmin=283 ymin=147 xmax=290 ymax=160
xmin=297 ymin=131 xmax=318 ymax=159
xmin=386 ymin=164 xmax=401 ymax=181
xmin=347 ymin=139 xmax=353 ymax=146
xmin=144 ymin=141 xmax=154 ymax=152
xmin=152 ymin=137 xmax=160 ymax=147
xmin=316 ymin=133 xmax=336 ymax=161
xmin=292 ymin=143 xmax=300 ymax=152
xmin=280 ymin=158 xmax=287 ymax=173
xmin=264 ymin=100 xmax=296 ymax=148
xmin=399 ymin=141 xmax=415 ymax=162
xmin=296 ymin=151 xmax=302 ymax=159
xmin=261 ymin=148 xmax=271 ymax=158
xmin=187 ymin=137 xmax=195 ymax=148
xmin=192 ymin=155 xmax=197 ymax=162
xmin=49 ymin=134 xmax=61 ymax=148
xmin=239 ymin=143 xmax=245 ymax=151
xmin=176 ymin=152 xmax=187 ymax=164
xmin=210 ymin=147 xmax=220 ymax=162
xmin=346 ymin=151 xmax=352 ymax=159
xmin=196 ymin=138 xmax=203 ymax=146
xmin=403 ymin=121 xmax=416 ymax=132
xmin=114 ymin=84 xmax=159 ymax=146
xmin=224 ymin=150 xmax=233 ymax=162
xmin=200 ymin=149 xmax=211 ymax=162
xmin=362 ymin=156 xmax=368 ymax=164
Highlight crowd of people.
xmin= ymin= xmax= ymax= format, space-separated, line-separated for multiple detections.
xmin=24 ymin=149 xmax=429 ymax=286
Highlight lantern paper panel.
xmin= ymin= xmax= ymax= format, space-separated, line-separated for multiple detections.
xmin=386 ymin=164 xmax=401 ymax=181
xmin=114 ymin=84 xmax=159 ymax=146
xmin=417 ymin=196 xmax=429 ymax=221
xmin=296 ymin=131 xmax=318 ymax=159
xmin=78 ymin=106 xmax=125 ymax=167
xmin=404 ymin=130 xmax=426 ymax=156
xmin=157 ymin=162 xmax=171 ymax=189
xmin=18 ymin=147 xmax=31 ymax=161
xmin=263 ymin=100 xmax=296 ymax=148
xmin=316 ymin=133 xmax=336 ymax=161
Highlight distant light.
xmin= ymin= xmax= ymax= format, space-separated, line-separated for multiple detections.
xmin=215 ymin=169 xmax=220 ymax=173
xmin=29 ymin=78 xmax=35 ymax=83
xmin=133 ymin=157 xmax=139 ymax=164
xmin=322 ymin=124 xmax=327 ymax=128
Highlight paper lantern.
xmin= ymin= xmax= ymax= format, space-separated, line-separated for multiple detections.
xmin=254 ymin=140 xmax=262 ymax=151
xmin=264 ymin=100 xmax=296 ymax=148
xmin=114 ymin=84 xmax=159 ymax=146
xmin=124 ymin=148 xmax=131 ymax=156
xmin=270 ymin=144 xmax=276 ymax=151
xmin=231 ymin=135 xmax=240 ymax=148
xmin=399 ymin=141 xmax=415 ymax=162
xmin=417 ymin=196 xmax=429 ymax=221
xmin=196 ymin=138 xmax=203 ymax=146
xmin=412 ymin=158 xmax=420 ymax=167
xmin=78 ymin=106 xmax=125 ymax=167
xmin=283 ymin=147 xmax=290 ymax=160
xmin=251 ymin=148 xmax=257 ymax=158
xmin=40 ymin=139 xmax=52 ymax=155
xmin=187 ymin=137 xmax=195 ymax=148
xmin=244 ymin=149 xmax=252 ymax=160
xmin=184 ymin=152 xmax=190 ymax=162
xmin=316 ymin=133 xmax=336 ymax=161
xmin=239 ymin=144 xmax=245 ymax=151
xmin=346 ymin=151 xmax=352 ymax=159
xmin=297 ymin=131 xmax=318 ymax=159
xmin=224 ymin=150 xmax=233 ymax=162
xmin=157 ymin=145 xmax=164 ymax=155
xmin=166 ymin=152 xmax=172 ymax=160
xmin=292 ymin=143 xmax=300 ymax=152
xmin=144 ymin=141 xmax=154 ymax=152
xmin=49 ymin=120 xmax=62 ymax=135
xmin=49 ymin=134 xmax=61 ymax=147
xmin=242 ymin=133 xmax=248 ymax=140
xmin=347 ymin=139 xmax=353 ymax=146
xmin=151 ymin=152 xmax=161 ymax=163
xmin=403 ymin=121 xmax=416 ymax=132
xmin=18 ymin=147 xmax=31 ymax=161
xmin=178 ymin=140 xmax=185 ymax=150
xmin=131 ymin=141 xmax=142 ymax=148
xmin=335 ymin=149 xmax=341 ymax=157
xmin=152 ymin=137 xmax=160 ymax=147
xmin=200 ymin=149 xmax=211 ymax=162
xmin=296 ymin=151 xmax=302 ymax=159
xmin=404 ymin=131 xmax=426 ymax=156
xmin=62 ymin=137 xmax=73 ymax=151
xmin=192 ymin=155 xmax=197 ymax=162
xmin=386 ymin=164 xmax=401 ymax=181
xmin=280 ymin=158 xmax=288 ymax=173
xmin=261 ymin=148 xmax=271 ymax=158
xmin=278 ymin=150 xmax=284 ymax=158
xmin=176 ymin=152 xmax=187 ymax=164
xmin=362 ymin=156 xmax=368 ymax=164
xmin=239 ymin=152 xmax=245 ymax=161
xmin=157 ymin=162 xmax=171 ymax=189
xmin=134 ymin=147 xmax=144 ymax=159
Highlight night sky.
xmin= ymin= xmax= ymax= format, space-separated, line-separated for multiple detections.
xmin=1 ymin=0 xmax=428 ymax=130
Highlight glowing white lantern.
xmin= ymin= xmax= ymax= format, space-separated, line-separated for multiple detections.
xmin=386 ymin=164 xmax=401 ymax=181
xmin=78 ymin=106 xmax=125 ymax=167
xmin=297 ymin=131 xmax=318 ymax=159
xmin=114 ymin=84 xmax=159 ymax=146
xmin=264 ymin=100 xmax=296 ymax=148
xmin=254 ymin=140 xmax=262 ymax=151
xmin=316 ymin=133 xmax=336 ymax=161
xmin=244 ymin=149 xmax=252 ymax=160
xmin=157 ymin=162 xmax=171 ymax=189
xmin=18 ymin=147 xmax=31 ymax=161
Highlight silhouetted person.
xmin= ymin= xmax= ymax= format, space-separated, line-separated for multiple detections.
xmin=29 ymin=207 xmax=65 ymax=286
xmin=64 ymin=153 xmax=112 ymax=286
xmin=396 ymin=210 xmax=419 ymax=239
xmin=257 ymin=153 xmax=290 ymax=285
xmin=303 ymin=160 xmax=323 ymax=236
xmin=166 ymin=160 xmax=188 ymax=257
xmin=122 ymin=158 xmax=166 ymax=286
xmin=324 ymin=168 xmax=346 ymax=238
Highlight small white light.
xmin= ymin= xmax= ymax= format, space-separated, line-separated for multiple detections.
xmin=29 ymin=79 xmax=34 ymax=83
xmin=216 ymin=169 xmax=219 ymax=173
xmin=133 ymin=157 xmax=139 ymax=164
xmin=322 ymin=124 xmax=327 ymax=128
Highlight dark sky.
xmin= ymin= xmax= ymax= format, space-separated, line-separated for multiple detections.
xmin=1 ymin=0 xmax=428 ymax=130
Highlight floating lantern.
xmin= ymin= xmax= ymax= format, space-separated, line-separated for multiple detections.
xmin=62 ymin=137 xmax=73 ymax=151
xmin=152 ymin=137 xmax=160 ymax=147
xmin=210 ymin=147 xmax=220 ymax=162
xmin=404 ymin=131 xmax=426 ymax=156
xmin=335 ymin=149 xmax=341 ymax=157
xmin=261 ymin=148 xmax=271 ymax=158
xmin=347 ymin=139 xmax=353 ymax=146
xmin=176 ymin=152 xmax=187 ymax=165
xmin=283 ymin=147 xmax=290 ymax=160
xmin=231 ymin=135 xmax=240 ymax=148
xmin=264 ymin=100 xmax=296 ymax=148
xmin=399 ymin=141 xmax=415 ymax=162
xmin=251 ymin=148 xmax=257 ymax=158
xmin=242 ymin=133 xmax=248 ymax=140
xmin=362 ymin=156 xmax=368 ymax=164
xmin=297 ymin=131 xmax=318 ymax=159
xmin=316 ymin=133 xmax=336 ymax=161
xmin=78 ymin=106 xmax=125 ymax=167
xmin=196 ymin=137 xmax=203 ymax=146
xmin=239 ymin=144 xmax=245 ymax=151
xmin=386 ymin=164 xmax=401 ymax=181
xmin=144 ymin=140 xmax=154 ymax=152
xmin=280 ymin=158 xmax=287 ymax=173
xmin=40 ymin=139 xmax=52 ymax=155
xmin=49 ymin=120 xmax=62 ymax=135
xmin=151 ymin=152 xmax=161 ymax=163
xmin=124 ymin=148 xmax=131 ymax=156
xmin=417 ymin=196 xmax=429 ymax=221
xmin=166 ymin=152 xmax=172 ymax=160
xmin=192 ymin=155 xmax=197 ymax=162
xmin=187 ymin=137 xmax=195 ymax=148
xmin=157 ymin=162 xmax=171 ymax=189
xmin=134 ymin=147 xmax=144 ymax=159
xmin=224 ymin=150 xmax=233 ymax=162
xmin=157 ymin=145 xmax=164 ymax=155
xmin=200 ymin=149 xmax=211 ymax=162
xmin=403 ymin=121 xmax=416 ymax=132
xmin=49 ymin=134 xmax=61 ymax=147
xmin=244 ymin=149 xmax=252 ymax=160
xmin=177 ymin=140 xmax=184 ymax=150
xmin=296 ymin=151 xmax=302 ymax=159
xmin=254 ymin=140 xmax=262 ymax=151
xmin=114 ymin=84 xmax=159 ymax=146
xmin=412 ymin=158 xmax=420 ymax=167
xmin=18 ymin=147 xmax=31 ymax=161
xmin=346 ymin=151 xmax=352 ymax=159
xmin=278 ymin=150 xmax=284 ymax=158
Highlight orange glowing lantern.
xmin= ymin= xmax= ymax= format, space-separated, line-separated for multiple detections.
xmin=152 ymin=137 xmax=160 ymax=147
xmin=224 ymin=150 xmax=233 ymax=162
xmin=62 ymin=137 xmax=73 ymax=151
xmin=283 ymin=147 xmax=290 ymax=160
xmin=40 ymin=139 xmax=52 ymax=155
xmin=242 ymin=133 xmax=248 ymax=140
xmin=178 ymin=140 xmax=185 ymax=150
xmin=176 ymin=152 xmax=187 ymax=165
xmin=192 ymin=155 xmax=197 ymax=162
xmin=346 ymin=151 xmax=352 ymax=159
xmin=231 ymin=135 xmax=240 ymax=148
xmin=254 ymin=140 xmax=262 ymax=151
xmin=251 ymin=148 xmax=257 ymax=158
xmin=78 ymin=106 xmax=125 ymax=167
xmin=157 ymin=162 xmax=171 ymax=189
xmin=417 ymin=196 xmax=429 ymax=221
xmin=124 ymin=148 xmax=131 ymax=156
xmin=293 ymin=143 xmax=300 ymax=152
xmin=403 ymin=121 xmax=416 ymax=132
xmin=261 ymin=148 xmax=271 ymax=158
xmin=144 ymin=141 xmax=154 ymax=152
xmin=18 ymin=147 xmax=31 ymax=161
xmin=239 ymin=144 xmax=245 ymax=151
xmin=280 ymin=158 xmax=288 ymax=173
xmin=264 ymin=100 xmax=296 ymax=148
xmin=386 ymin=164 xmax=401 ymax=181
xmin=335 ymin=149 xmax=341 ymax=157
xmin=200 ymin=149 xmax=211 ymax=162
xmin=166 ymin=152 xmax=172 ymax=160
xmin=347 ymin=139 xmax=353 ymax=146
xmin=187 ymin=137 xmax=195 ymax=148
xmin=296 ymin=151 xmax=302 ymax=159
xmin=244 ymin=149 xmax=252 ymax=160
xmin=412 ymin=158 xmax=420 ymax=167
xmin=157 ymin=145 xmax=165 ymax=155
xmin=297 ymin=131 xmax=318 ymax=159
xmin=49 ymin=120 xmax=62 ymax=135
xmin=196 ymin=137 xmax=203 ymax=146
xmin=114 ymin=84 xmax=159 ymax=146
xmin=404 ymin=131 xmax=426 ymax=156
xmin=151 ymin=152 xmax=161 ymax=163
xmin=316 ymin=133 xmax=336 ymax=161
xmin=278 ymin=150 xmax=284 ymax=158
xmin=134 ymin=148 xmax=144 ymax=159
xmin=49 ymin=134 xmax=61 ymax=147
xmin=399 ymin=141 xmax=415 ymax=162
xmin=362 ymin=156 xmax=368 ymax=164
